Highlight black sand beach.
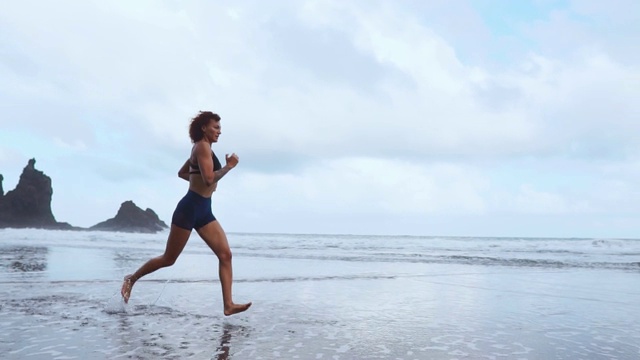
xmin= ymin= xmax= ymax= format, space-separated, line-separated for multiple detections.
xmin=1 ymin=230 xmax=639 ymax=359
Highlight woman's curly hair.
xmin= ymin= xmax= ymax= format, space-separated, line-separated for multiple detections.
xmin=189 ymin=111 xmax=221 ymax=142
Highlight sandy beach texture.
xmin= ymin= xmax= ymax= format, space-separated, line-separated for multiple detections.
xmin=1 ymin=229 xmax=639 ymax=359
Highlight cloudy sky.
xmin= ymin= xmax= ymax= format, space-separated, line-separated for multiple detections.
xmin=1 ymin=0 xmax=638 ymax=238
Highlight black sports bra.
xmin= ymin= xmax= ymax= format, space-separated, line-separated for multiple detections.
xmin=189 ymin=151 xmax=222 ymax=174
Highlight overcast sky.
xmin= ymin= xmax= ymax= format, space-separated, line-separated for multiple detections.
xmin=1 ymin=0 xmax=638 ymax=238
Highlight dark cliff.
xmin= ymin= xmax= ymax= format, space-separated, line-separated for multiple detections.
xmin=1 ymin=159 xmax=167 ymax=233
xmin=0 ymin=159 xmax=71 ymax=229
xmin=90 ymin=200 xmax=168 ymax=233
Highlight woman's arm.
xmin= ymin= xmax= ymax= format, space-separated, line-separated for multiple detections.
xmin=195 ymin=142 xmax=217 ymax=186
xmin=210 ymin=153 xmax=239 ymax=183
xmin=178 ymin=159 xmax=190 ymax=181
xmin=195 ymin=143 xmax=238 ymax=186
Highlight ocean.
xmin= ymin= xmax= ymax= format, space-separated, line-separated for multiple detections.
xmin=1 ymin=229 xmax=639 ymax=359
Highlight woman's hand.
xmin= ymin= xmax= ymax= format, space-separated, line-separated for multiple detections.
xmin=225 ymin=153 xmax=239 ymax=169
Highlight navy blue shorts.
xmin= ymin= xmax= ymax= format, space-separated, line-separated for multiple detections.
xmin=171 ymin=190 xmax=216 ymax=230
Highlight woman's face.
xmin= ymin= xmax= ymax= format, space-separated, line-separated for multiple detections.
xmin=202 ymin=120 xmax=221 ymax=142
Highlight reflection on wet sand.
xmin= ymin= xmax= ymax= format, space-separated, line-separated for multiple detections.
xmin=214 ymin=322 xmax=234 ymax=360
xmin=101 ymin=298 xmax=251 ymax=359
xmin=0 ymin=246 xmax=48 ymax=273
xmin=214 ymin=324 xmax=231 ymax=359
xmin=2 ymin=229 xmax=639 ymax=359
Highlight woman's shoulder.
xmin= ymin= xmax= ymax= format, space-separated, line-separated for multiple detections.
xmin=192 ymin=141 xmax=213 ymax=157
xmin=193 ymin=140 xmax=210 ymax=150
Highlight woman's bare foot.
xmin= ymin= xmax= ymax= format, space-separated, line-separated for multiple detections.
xmin=121 ymin=275 xmax=134 ymax=303
xmin=224 ymin=302 xmax=252 ymax=316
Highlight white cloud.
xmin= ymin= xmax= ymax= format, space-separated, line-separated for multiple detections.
xmin=220 ymin=158 xmax=488 ymax=218
xmin=511 ymin=184 xmax=591 ymax=214
xmin=0 ymin=0 xmax=638 ymax=237
xmin=3 ymin=0 xmax=636 ymax=162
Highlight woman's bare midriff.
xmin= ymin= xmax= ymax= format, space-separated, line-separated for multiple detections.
xmin=188 ymin=174 xmax=217 ymax=198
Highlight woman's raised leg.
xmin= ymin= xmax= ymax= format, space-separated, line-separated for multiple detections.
xmin=121 ymin=224 xmax=192 ymax=303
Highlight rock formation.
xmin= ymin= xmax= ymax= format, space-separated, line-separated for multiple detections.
xmin=0 ymin=159 xmax=72 ymax=229
xmin=90 ymin=200 xmax=168 ymax=233
xmin=1 ymin=159 xmax=167 ymax=233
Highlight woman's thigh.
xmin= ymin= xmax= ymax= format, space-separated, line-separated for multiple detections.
xmin=196 ymin=220 xmax=230 ymax=256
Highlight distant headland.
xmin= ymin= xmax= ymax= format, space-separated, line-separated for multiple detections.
xmin=0 ymin=159 xmax=168 ymax=233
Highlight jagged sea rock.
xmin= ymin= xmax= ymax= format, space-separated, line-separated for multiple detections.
xmin=90 ymin=200 xmax=168 ymax=233
xmin=0 ymin=159 xmax=71 ymax=229
xmin=1 ymin=159 xmax=167 ymax=232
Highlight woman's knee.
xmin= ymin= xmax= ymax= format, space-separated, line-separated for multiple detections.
xmin=217 ymin=249 xmax=232 ymax=263
xmin=159 ymin=254 xmax=178 ymax=267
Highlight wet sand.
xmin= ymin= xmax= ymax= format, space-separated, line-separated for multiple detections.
xmin=1 ymin=232 xmax=639 ymax=359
